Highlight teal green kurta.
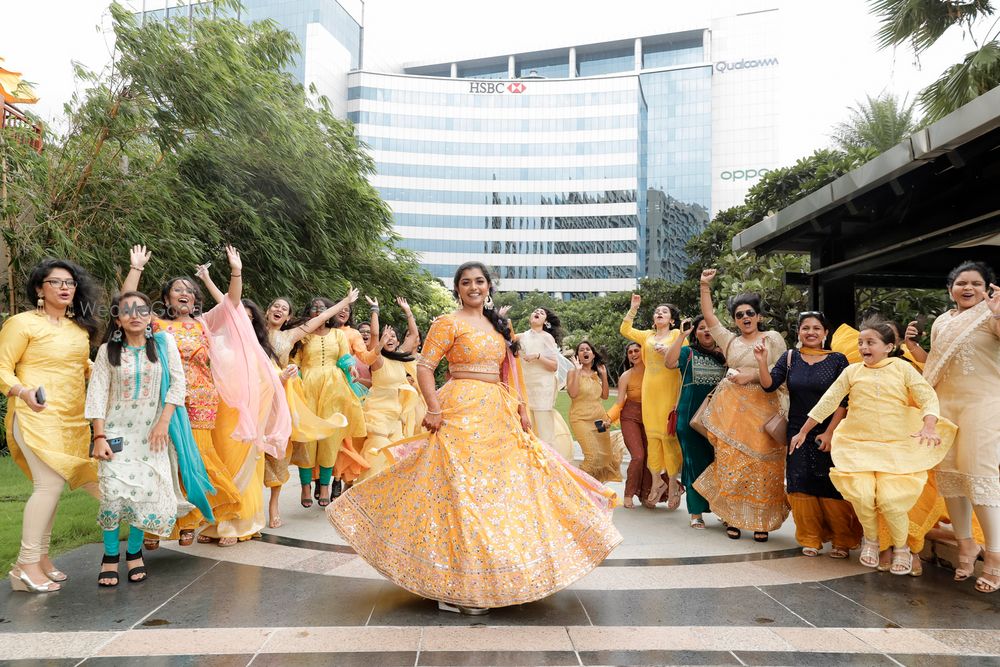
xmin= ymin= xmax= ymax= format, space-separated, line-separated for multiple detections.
xmin=676 ymin=346 xmax=725 ymax=514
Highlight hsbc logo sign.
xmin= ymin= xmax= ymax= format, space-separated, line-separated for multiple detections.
xmin=469 ymin=81 xmax=527 ymax=94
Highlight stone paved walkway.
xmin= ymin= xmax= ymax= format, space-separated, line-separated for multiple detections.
xmin=2 ymin=473 xmax=999 ymax=666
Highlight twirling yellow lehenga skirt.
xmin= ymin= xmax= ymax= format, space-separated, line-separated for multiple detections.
xmin=693 ymin=382 xmax=790 ymax=532
xmin=328 ymin=378 xmax=622 ymax=608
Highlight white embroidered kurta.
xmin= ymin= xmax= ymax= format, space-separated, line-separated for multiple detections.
xmin=85 ymin=338 xmax=186 ymax=536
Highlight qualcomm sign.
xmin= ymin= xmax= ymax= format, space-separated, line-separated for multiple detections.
xmin=714 ymin=56 xmax=779 ymax=73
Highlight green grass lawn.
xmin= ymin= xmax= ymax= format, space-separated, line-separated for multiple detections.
xmin=0 ymin=454 xmax=105 ymax=571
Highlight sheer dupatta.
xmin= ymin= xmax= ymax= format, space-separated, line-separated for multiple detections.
xmin=924 ymin=301 xmax=992 ymax=388
xmin=152 ymin=332 xmax=216 ymax=522
xmin=199 ymin=298 xmax=292 ymax=457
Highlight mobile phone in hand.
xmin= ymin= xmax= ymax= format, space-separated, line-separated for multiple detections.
xmin=34 ymin=386 xmax=46 ymax=405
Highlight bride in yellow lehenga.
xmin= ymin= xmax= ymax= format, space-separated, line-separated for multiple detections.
xmin=328 ymin=262 xmax=622 ymax=613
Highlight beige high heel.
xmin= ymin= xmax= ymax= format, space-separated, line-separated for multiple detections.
xmin=954 ymin=540 xmax=983 ymax=582
xmin=44 ymin=569 xmax=68 ymax=582
xmin=9 ymin=569 xmax=60 ymax=593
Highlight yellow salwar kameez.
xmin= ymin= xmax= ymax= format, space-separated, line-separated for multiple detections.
xmin=359 ymin=357 xmax=419 ymax=481
xmin=808 ymin=358 xmax=956 ymax=548
xmin=619 ymin=319 xmax=683 ymax=476
xmin=290 ymin=330 xmax=365 ymax=470
xmin=0 ymin=312 xmax=97 ymax=490
xmin=569 ymin=372 xmax=623 ymax=483
xmin=694 ymin=326 xmax=789 ymax=532
xmin=329 ymin=314 xmax=622 ymax=609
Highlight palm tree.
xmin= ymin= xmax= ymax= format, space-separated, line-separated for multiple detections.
xmin=831 ymin=93 xmax=921 ymax=154
xmin=869 ymin=0 xmax=1000 ymax=121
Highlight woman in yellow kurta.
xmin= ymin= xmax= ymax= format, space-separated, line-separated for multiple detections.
xmin=259 ymin=292 xmax=358 ymax=527
xmin=567 ymin=341 xmax=622 ymax=484
xmin=358 ymin=325 xmax=420 ymax=480
xmin=1 ymin=259 xmax=100 ymax=593
xmin=792 ymin=318 xmax=956 ymax=575
xmin=694 ymin=269 xmax=789 ymax=541
xmin=620 ymin=294 xmax=684 ymax=507
xmin=329 ymin=261 xmax=622 ymax=613
xmin=291 ymin=298 xmax=366 ymax=507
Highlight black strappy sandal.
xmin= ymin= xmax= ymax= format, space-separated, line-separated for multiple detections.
xmin=724 ymin=523 xmax=741 ymax=540
xmin=125 ymin=549 xmax=147 ymax=583
xmin=300 ymin=484 xmax=313 ymax=508
xmin=753 ymin=532 xmax=769 ymax=543
xmin=98 ymin=553 xmax=120 ymax=587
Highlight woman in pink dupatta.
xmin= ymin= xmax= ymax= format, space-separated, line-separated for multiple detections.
xmin=919 ymin=262 xmax=1000 ymax=593
xmin=123 ymin=245 xmax=291 ymax=547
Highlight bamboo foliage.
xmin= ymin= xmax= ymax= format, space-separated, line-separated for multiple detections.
xmin=0 ymin=0 xmax=433 ymax=315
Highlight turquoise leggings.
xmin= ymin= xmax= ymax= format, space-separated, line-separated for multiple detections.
xmin=103 ymin=524 xmax=144 ymax=557
xmin=299 ymin=466 xmax=333 ymax=486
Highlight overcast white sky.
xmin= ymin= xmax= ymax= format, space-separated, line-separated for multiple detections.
xmin=3 ymin=0 xmax=991 ymax=163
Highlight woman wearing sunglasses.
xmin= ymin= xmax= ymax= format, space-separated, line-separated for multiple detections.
xmin=693 ymin=268 xmax=789 ymax=542
xmin=1 ymin=259 xmax=102 ymax=592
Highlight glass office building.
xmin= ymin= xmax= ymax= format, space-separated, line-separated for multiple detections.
xmin=348 ymin=73 xmax=644 ymax=295
xmin=355 ymin=29 xmax=733 ymax=292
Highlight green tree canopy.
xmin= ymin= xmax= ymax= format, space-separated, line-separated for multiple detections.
xmin=869 ymin=0 xmax=1000 ymax=121
xmin=830 ymin=93 xmax=921 ymax=155
xmin=1 ymin=0 xmax=432 ymax=316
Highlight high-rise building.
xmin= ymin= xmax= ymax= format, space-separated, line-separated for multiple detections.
xmin=351 ymin=9 xmax=778 ymax=292
xmin=131 ymin=2 xmax=781 ymax=294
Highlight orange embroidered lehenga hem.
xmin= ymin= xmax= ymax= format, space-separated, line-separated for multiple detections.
xmin=329 ymin=375 xmax=622 ymax=608
xmin=693 ymin=381 xmax=789 ymax=532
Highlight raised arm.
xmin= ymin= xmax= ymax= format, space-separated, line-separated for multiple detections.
xmin=597 ymin=362 xmax=610 ymax=400
xmin=566 ymin=356 xmax=583 ymax=399
xmin=365 ymin=296 xmax=380 ymax=351
xmin=619 ymin=293 xmax=647 ymax=343
xmin=122 ymin=244 xmax=150 ymax=293
xmin=194 ymin=263 xmax=225 ymax=305
xmin=286 ymin=288 xmax=360 ymax=346
xmin=222 ymin=245 xmax=243 ymax=306
xmin=699 ymin=268 xmax=721 ymax=329
xmin=396 ymin=297 xmax=420 ymax=353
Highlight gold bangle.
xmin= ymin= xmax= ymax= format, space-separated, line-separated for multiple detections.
xmin=425 ymin=409 xmax=442 ymax=415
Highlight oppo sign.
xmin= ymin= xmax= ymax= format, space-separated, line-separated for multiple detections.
xmin=714 ymin=56 xmax=779 ymax=73
xmin=720 ymin=168 xmax=770 ymax=181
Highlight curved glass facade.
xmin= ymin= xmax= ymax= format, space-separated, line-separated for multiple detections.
xmin=349 ymin=72 xmax=643 ymax=294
